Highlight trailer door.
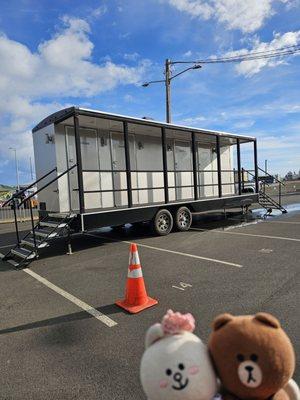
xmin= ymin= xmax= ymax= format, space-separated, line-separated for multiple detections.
xmin=80 ymin=128 xmax=101 ymax=210
xmin=111 ymin=132 xmax=128 ymax=207
xmin=197 ymin=146 xmax=214 ymax=197
xmin=174 ymin=140 xmax=193 ymax=200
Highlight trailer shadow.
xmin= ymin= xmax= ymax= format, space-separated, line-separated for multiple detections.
xmin=0 ymin=304 xmax=123 ymax=336
xmin=48 ymin=211 xmax=264 ymax=256
xmin=87 ymin=209 xmax=260 ymax=243
xmin=0 ymin=209 xmax=265 ymax=267
xmin=0 ymin=260 xmax=16 ymax=272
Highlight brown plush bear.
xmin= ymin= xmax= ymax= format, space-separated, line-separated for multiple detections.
xmin=208 ymin=313 xmax=298 ymax=400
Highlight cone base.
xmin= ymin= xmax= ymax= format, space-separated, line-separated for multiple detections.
xmin=115 ymin=296 xmax=158 ymax=314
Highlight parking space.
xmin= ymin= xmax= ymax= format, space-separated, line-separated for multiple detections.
xmin=0 ymin=201 xmax=299 ymax=399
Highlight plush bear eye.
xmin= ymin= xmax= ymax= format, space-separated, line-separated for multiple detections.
xmin=237 ymin=354 xmax=245 ymax=362
xmin=178 ymin=363 xmax=185 ymax=370
xmin=250 ymin=354 xmax=258 ymax=362
xmin=166 ymin=369 xmax=172 ymax=376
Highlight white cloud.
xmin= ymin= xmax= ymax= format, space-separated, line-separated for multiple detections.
xmin=214 ymin=0 xmax=273 ymax=33
xmin=232 ymin=120 xmax=255 ymax=129
xmin=124 ymin=52 xmax=140 ymax=61
xmin=166 ymin=0 xmax=213 ymax=20
xmin=226 ymin=31 xmax=300 ymax=76
xmin=90 ymin=5 xmax=107 ymax=19
xmin=164 ymin=0 xmax=295 ymax=33
xmin=183 ymin=50 xmax=193 ymax=57
xmin=181 ymin=115 xmax=207 ymax=125
xmin=124 ymin=94 xmax=134 ymax=102
xmin=280 ymin=0 xmax=300 ymax=9
xmin=0 ymin=16 xmax=149 ymax=166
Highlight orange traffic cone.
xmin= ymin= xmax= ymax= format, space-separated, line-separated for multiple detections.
xmin=115 ymin=243 xmax=158 ymax=314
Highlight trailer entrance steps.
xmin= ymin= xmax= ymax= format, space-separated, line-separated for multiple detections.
xmin=258 ymin=191 xmax=287 ymax=214
xmin=0 ymin=213 xmax=76 ymax=269
xmin=243 ymin=167 xmax=287 ymax=214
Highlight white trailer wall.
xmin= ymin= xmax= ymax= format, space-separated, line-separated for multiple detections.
xmin=36 ymin=115 xmax=239 ymax=214
xmin=33 ymin=124 xmax=60 ymax=212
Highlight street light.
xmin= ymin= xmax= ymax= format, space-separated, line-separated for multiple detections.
xmin=142 ymin=59 xmax=202 ymax=123
xmin=9 ymin=147 xmax=20 ymax=191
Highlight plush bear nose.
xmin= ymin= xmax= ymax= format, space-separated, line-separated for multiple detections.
xmin=173 ymin=372 xmax=182 ymax=382
xmin=245 ymin=366 xmax=254 ymax=372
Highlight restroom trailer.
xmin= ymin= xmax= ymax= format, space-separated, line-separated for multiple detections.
xmin=31 ymin=107 xmax=259 ymax=235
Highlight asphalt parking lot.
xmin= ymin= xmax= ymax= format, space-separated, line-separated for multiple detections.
xmin=0 ymin=197 xmax=299 ymax=399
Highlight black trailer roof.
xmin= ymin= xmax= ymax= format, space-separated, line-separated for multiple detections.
xmin=32 ymin=106 xmax=256 ymax=141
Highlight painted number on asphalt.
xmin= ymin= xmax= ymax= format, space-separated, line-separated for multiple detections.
xmin=172 ymin=282 xmax=192 ymax=291
xmin=259 ymin=248 xmax=273 ymax=254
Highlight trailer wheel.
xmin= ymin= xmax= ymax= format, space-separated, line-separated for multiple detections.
xmin=152 ymin=209 xmax=173 ymax=236
xmin=175 ymin=207 xmax=192 ymax=231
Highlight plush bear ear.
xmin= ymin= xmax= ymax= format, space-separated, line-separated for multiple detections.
xmin=212 ymin=313 xmax=234 ymax=331
xmin=145 ymin=323 xmax=164 ymax=349
xmin=254 ymin=312 xmax=280 ymax=329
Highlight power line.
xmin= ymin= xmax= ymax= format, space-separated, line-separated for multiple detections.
xmin=142 ymin=44 xmax=300 ymax=123
xmin=172 ymin=45 xmax=300 ymax=65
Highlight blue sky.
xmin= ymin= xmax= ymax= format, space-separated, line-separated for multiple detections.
xmin=0 ymin=0 xmax=299 ymax=185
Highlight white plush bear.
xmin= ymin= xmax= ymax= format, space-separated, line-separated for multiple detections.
xmin=140 ymin=310 xmax=218 ymax=400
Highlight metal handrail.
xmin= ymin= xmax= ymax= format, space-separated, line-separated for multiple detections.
xmin=244 ymin=167 xmax=285 ymax=208
xmin=243 ymin=168 xmax=271 ymax=188
xmin=1 ymin=167 xmax=57 ymax=207
xmin=257 ymin=166 xmax=285 ymax=186
xmin=3 ymin=163 xmax=78 ymax=264
xmin=19 ymin=164 xmax=77 ymax=208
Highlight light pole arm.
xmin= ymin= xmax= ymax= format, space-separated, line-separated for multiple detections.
xmin=170 ymin=65 xmax=201 ymax=80
xmin=142 ymin=79 xmax=165 ymax=86
xmin=142 ymin=60 xmax=202 ymax=124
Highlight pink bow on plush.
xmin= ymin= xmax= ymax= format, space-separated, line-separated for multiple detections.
xmin=162 ymin=309 xmax=195 ymax=334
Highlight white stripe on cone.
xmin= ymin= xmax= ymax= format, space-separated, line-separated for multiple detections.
xmin=129 ymin=250 xmax=140 ymax=267
xmin=128 ymin=268 xmax=143 ymax=278
xmin=128 ymin=250 xmax=143 ymax=278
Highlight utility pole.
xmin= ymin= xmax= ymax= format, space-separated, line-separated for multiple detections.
xmin=9 ymin=147 xmax=20 ymax=191
xmin=265 ymin=159 xmax=268 ymax=173
xmin=30 ymin=157 xmax=34 ymax=181
xmin=165 ymin=59 xmax=171 ymax=123
xmin=142 ymin=60 xmax=201 ymax=124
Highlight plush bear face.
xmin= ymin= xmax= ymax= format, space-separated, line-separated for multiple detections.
xmin=141 ymin=331 xmax=217 ymax=400
xmin=208 ymin=313 xmax=295 ymax=400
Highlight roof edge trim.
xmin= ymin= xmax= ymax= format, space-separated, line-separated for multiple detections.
xmin=32 ymin=107 xmax=76 ymax=133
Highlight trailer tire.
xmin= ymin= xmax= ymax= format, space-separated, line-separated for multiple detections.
xmin=152 ymin=209 xmax=173 ymax=236
xmin=175 ymin=206 xmax=192 ymax=231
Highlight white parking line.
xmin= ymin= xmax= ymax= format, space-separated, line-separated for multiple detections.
xmin=85 ymin=233 xmax=243 ymax=268
xmin=0 ymin=244 xmax=14 ymax=249
xmin=191 ymin=227 xmax=300 ymax=242
xmin=267 ymin=221 xmax=300 ymax=225
xmin=24 ymin=269 xmax=117 ymax=328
